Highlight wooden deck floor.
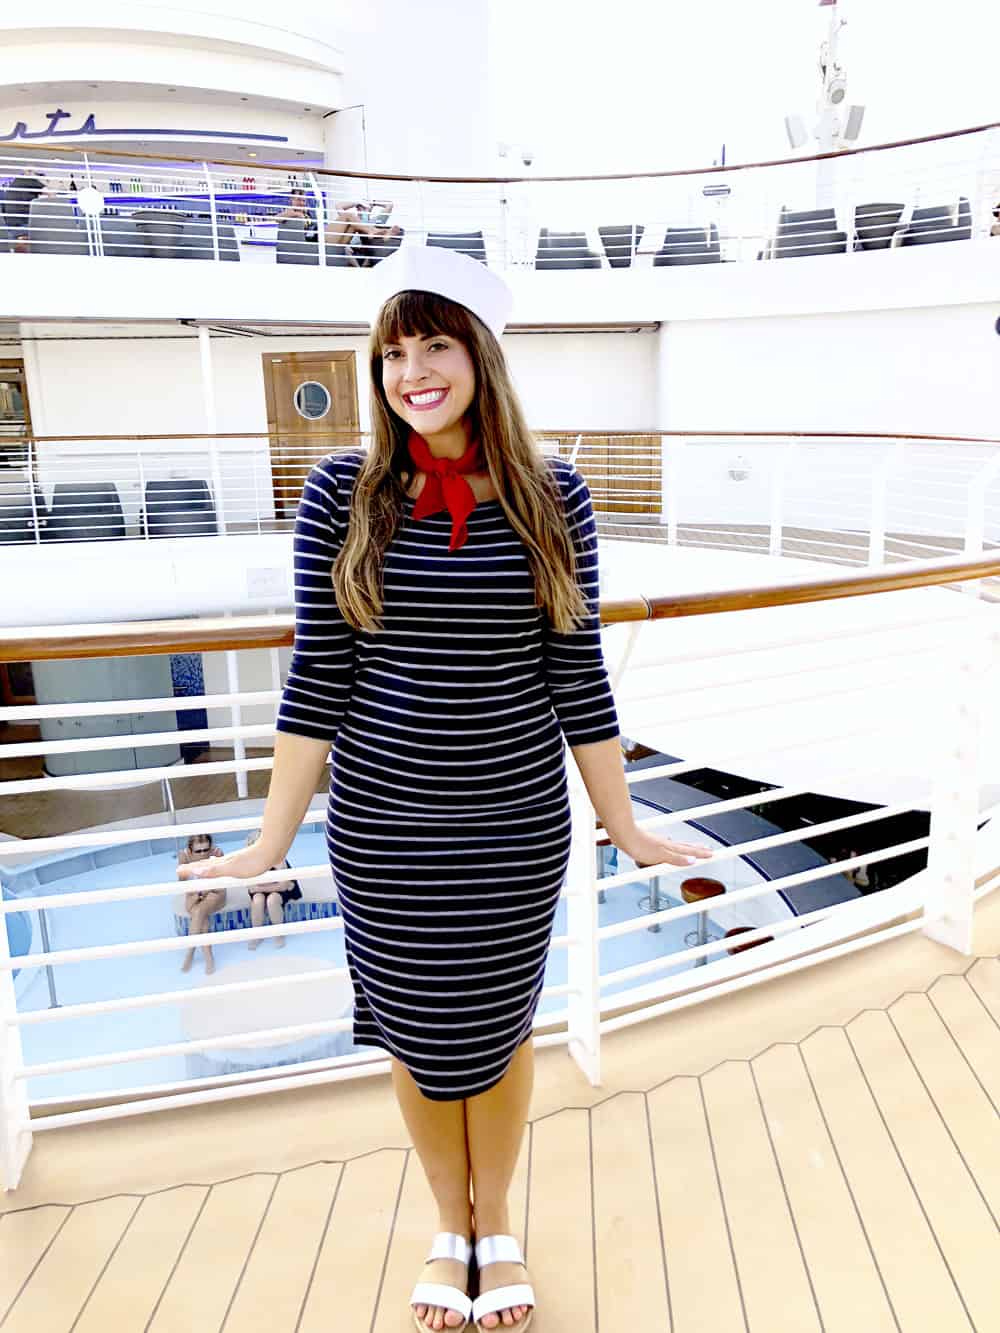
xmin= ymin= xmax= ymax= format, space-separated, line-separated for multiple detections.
xmin=3 ymin=894 xmax=999 ymax=1332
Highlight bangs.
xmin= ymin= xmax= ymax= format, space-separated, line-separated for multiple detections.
xmin=374 ymin=289 xmax=477 ymax=348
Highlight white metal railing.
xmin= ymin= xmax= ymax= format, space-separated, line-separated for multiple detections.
xmin=1 ymin=554 xmax=998 ymax=1189
xmin=1 ymin=121 xmax=999 ymax=269
xmin=5 ymin=433 xmax=1000 ymax=592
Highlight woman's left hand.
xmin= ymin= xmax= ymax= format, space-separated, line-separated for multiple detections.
xmin=610 ymin=822 xmax=714 ymax=871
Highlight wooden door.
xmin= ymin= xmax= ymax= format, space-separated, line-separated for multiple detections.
xmin=0 ymin=358 xmax=32 ymax=469
xmin=262 ymin=351 xmax=360 ymax=518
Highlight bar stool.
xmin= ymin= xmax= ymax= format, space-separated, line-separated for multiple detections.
xmin=595 ymin=828 xmax=611 ymax=904
xmin=681 ymin=877 xmax=726 ymax=963
xmin=638 ymin=863 xmax=667 ymax=933
xmin=724 ymin=926 xmax=774 ymax=955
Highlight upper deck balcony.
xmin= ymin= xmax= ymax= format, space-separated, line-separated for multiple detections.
xmin=2 ymin=122 xmax=1000 ymax=329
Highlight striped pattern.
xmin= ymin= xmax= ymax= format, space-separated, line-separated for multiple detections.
xmin=277 ymin=453 xmax=619 ymax=1099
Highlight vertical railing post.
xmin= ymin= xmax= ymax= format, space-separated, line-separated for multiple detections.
xmin=770 ymin=441 xmax=795 ymax=557
xmin=868 ymin=439 xmax=902 ymax=567
xmin=0 ymin=910 xmax=32 ymax=1191
xmin=26 ymin=438 xmax=40 ymax=545
xmin=964 ymin=453 xmax=1000 ymax=598
xmin=923 ymin=624 xmax=988 ymax=954
xmin=665 ymin=436 xmax=681 ymax=541
xmin=202 ymin=162 xmax=220 ymax=262
xmin=196 ymin=326 xmax=226 ymax=536
xmin=498 ymin=181 xmax=509 ymax=271
xmin=565 ymin=773 xmax=602 ymax=1086
xmin=307 ymin=171 xmax=327 ymax=267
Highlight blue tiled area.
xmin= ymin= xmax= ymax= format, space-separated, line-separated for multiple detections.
xmin=3 ymin=792 xmax=840 ymax=1104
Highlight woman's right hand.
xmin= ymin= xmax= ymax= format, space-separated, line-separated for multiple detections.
xmin=177 ymin=843 xmax=282 ymax=885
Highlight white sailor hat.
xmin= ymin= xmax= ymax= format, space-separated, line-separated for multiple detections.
xmin=373 ymin=245 xmax=513 ymax=340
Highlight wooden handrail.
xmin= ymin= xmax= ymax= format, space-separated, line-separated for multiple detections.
xmin=2 ymin=119 xmax=998 ymax=184
xmin=4 ymin=553 xmax=999 ymax=664
xmin=14 ymin=428 xmax=1000 ymax=447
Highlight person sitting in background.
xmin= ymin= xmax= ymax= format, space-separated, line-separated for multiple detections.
xmin=243 ymin=831 xmax=302 ymax=949
xmin=991 ymin=203 xmax=1000 ymax=238
xmin=274 ymin=187 xmax=318 ymax=240
xmin=324 ymin=199 xmax=402 ymax=265
xmin=1 ymin=175 xmax=45 ymax=254
xmin=176 ymin=833 xmax=226 ymax=974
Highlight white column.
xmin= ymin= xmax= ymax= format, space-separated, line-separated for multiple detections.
xmin=565 ymin=772 xmax=602 ymax=1086
xmin=323 ymin=108 xmax=367 ymax=173
xmin=0 ymin=918 xmax=32 ymax=1190
xmin=923 ymin=625 xmax=988 ymax=954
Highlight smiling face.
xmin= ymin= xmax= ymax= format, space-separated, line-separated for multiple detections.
xmin=380 ymin=330 xmax=477 ymax=456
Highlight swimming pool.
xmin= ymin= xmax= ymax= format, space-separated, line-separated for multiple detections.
xmin=3 ymin=805 xmax=820 ymax=1105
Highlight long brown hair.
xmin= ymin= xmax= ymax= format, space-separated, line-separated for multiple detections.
xmin=333 ymin=289 xmax=588 ymax=633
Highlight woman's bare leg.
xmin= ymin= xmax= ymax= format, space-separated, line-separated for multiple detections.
xmin=189 ymin=890 xmax=224 ymax=974
xmin=325 ymin=207 xmax=358 ymax=248
xmin=393 ymin=1059 xmax=473 ymax=1331
xmin=248 ymin=892 xmax=264 ymax=948
xmin=465 ymin=1039 xmax=534 ymax=1328
xmin=266 ymin=890 xmax=285 ymax=946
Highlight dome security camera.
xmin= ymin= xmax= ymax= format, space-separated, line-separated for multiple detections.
xmin=521 ymin=150 xmax=534 ymax=167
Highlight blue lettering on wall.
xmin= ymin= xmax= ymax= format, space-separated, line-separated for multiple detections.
xmin=0 ymin=109 xmax=288 ymax=144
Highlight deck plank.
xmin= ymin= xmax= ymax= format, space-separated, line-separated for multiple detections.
xmin=750 ymin=1044 xmax=896 ymax=1333
xmin=146 ymin=1174 xmax=276 ymax=1332
xmin=801 ymin=1025 xmax=973 ymax=1331
xmin=0 ymin=1205 xmax=71 ymax=1322
xmin=591 ymin=1091 xmax=670 ymax=1332
xmin=223 ymin=1163 xmax=342 ymax=1332
xmin=370 ymin=1151 xmax=438 ymax=1333
xmin=524 ymin=1108 xmax=596 ymax=1333
xmin=888 ymin=992 xmax=1000 ymax=1219
xmin=928 ymin=973 xmax=1000 ymax=1109
xmin=299 ymin=1151 xmax=403 ymax=1333
xmin=646 ymin=1076 xmax=745 ymax=1333
xmin=2 ymin=1195 xmax=138 ymax=1333
xmin=847 ymin=1008 xmax=1000 ymax=1331
xmin=966 ymin=956 xmax=1000 ymax=1026
xmin=701 ymin=1060 xmax=822 ymax=1333
xmin=72 ymin=1186 xmax=208 ymax=1333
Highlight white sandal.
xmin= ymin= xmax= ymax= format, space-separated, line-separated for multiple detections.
xmin=471 ymin=1235 xmax=535 ymax=1331
xmin=410 ymin=1232 xmax=473 ymax=1332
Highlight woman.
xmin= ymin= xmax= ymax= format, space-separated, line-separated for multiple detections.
xmin=180 ymin=247 xmax=711 ymax=1331
xmin=324 ymin=199 xmax=401 ymax=266
xmin=176 ymin=833 xmax=225 ymax=974
xmin=244 ymin=831 xmax=301 ymax=948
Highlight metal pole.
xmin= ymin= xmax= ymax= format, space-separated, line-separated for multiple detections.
xmin=36 ymin=911 xmax=59 ymax=1008
xmin=203 ymin=162 xmax=220 ymax=262
xmin=307 ymin=171 xmax=327 ymax=267
xmin=226 ymin=650 xmax=249 ymax=801
xmin=197 ymin=327 xmax=226 ymax=536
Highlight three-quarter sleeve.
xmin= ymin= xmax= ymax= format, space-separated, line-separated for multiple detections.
xmin=275 ymin=455 xmax=358 ymax=742
xmin=542 ymin=463 xmax=621 ymax=747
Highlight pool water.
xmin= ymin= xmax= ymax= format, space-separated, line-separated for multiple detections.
xmin=11 ymin=822 xmax=770 ymax=1103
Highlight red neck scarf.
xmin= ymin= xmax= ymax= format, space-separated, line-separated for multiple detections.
xmin=407 ymin=431 xmax=484 ymax=552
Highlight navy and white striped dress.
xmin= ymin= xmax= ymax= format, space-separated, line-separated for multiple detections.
xmin=276 ymin=452 xmax=619 ymax=1100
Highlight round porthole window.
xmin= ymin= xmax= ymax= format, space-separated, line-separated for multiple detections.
xmin=293 ymin=380 xmax=332 ymax=420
